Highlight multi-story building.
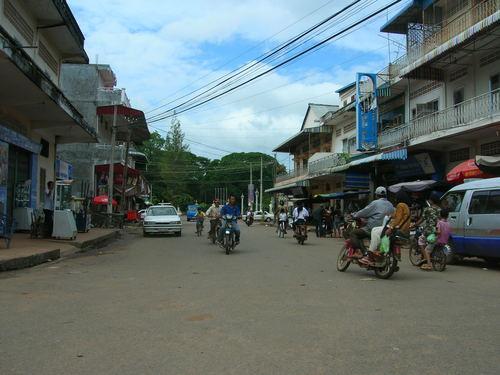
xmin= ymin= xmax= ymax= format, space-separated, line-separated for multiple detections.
xmin=269 ymin=0 xmax=500 ymax=208
xmin=0 ymin=0 xmax=96 ymax=217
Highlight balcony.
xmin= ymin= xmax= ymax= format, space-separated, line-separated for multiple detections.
xmin=275 ymin=168 xmax=308 ymax=185
xmin=389 ymin=0 xmax=500 ymax=80
xmin=308 ymin=153 xmax=350 ymax=176
xmin=379 ymin=89 xmax=500 ymax=148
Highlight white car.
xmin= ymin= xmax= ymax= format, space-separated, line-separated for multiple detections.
xmin=243 ymin=211 xmax=274 ymax=222
xmin=143 ymin=205 xmax=182 ymax=236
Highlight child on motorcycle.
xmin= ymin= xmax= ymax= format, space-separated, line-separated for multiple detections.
xmin=278 ymin=208 xmax=288 ymax=234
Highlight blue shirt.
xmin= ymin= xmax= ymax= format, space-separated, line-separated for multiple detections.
xmin=220 ymin=204 xmax=240 ymax=218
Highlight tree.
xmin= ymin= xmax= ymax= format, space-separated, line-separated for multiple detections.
xmin=165 ymin=115 xmax=189 ymax=152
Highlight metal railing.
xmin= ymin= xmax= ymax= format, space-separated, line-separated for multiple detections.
xmin=389 ymin=0 xmax=499 ymax=79
xmin=308 ymin=153 xmax=350 ymax=175
xmin=379 ymin=89 xmax=500 ymax=148
xmin=275 ymin=168 xmax=308 ymax=183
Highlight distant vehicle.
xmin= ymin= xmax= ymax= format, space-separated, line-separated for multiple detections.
xmin=186 ymin=204 xmax=199 ymax=221
xmin=252 ymin=211 xmax=274 ymax=222
xmin=157 ymin=202 xmax=173 ymax=206
xmin=143 ymin=205 xmax=182 ymax=237
xmin=138 ymin=209 xmax=147 ymax=221
xmin=441 ymin=177 xmax=500 ymax=264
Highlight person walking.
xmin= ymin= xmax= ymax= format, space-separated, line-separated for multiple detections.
xmin=43 ymin=181 xmax=54 ymax=238
xmin=312 ymin=205 xmax=325 ymax=237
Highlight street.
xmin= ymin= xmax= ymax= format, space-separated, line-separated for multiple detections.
xmin=1 ymin=222 xmax=499 ymax=375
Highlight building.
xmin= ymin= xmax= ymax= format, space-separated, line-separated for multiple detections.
xmin=0 ymin=0 xmax=96 ymax=217
xmin=57 ymin=63 xmax=150 ymax=210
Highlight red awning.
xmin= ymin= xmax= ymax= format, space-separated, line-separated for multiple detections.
xmin=96 ymin=104 xmax=150 ymax=144
xmin=446 ymin=159 xmax=494 ymax=184
xmin=93 ymin=195 xmax=118 ymax=206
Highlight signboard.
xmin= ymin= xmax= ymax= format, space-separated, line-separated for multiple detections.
xmin=394 ymin=153 xmax=435 ymax=178
xmin=248 ymin=184 xmax=255 ymax=204
xmin=56 ymin=159 xmax=73 ymax=180
xmin=356 ymin=73 xmax=378 ymax=151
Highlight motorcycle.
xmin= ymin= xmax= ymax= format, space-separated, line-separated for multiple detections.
xmin=278 ymin=220 xmax=287 ymax=238
xmin=409 ymin=226 xmax=448 ymax=271
xmin=245 ymin=214 xmax=254 ymax=227
xmin=222 ymin=214 xmax=238 ymax=254
xmin=294 ymin=219 xmax=307 ymax=245
xmin=337 ymin=218 xmax=404 ymax=279
xmin=208 ymin=219 xmax=220 ymax=244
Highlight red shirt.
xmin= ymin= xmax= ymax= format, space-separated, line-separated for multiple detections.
xmin=437 ymin=219 xmax=451 ymax=245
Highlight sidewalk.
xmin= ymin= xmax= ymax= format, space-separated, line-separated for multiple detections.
xmin=0 ymin=229 xmax=120 ymax=272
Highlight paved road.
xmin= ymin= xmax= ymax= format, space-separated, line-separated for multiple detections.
xmin=1 ymin=222 xmax=499 ymax=375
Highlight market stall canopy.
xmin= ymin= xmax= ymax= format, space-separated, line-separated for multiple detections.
xmin=446 ymin=159 xmax=494 ymax=184
xmin=96 ymin=105 xmax=150 ymax=145
xmin=93 ymin=195 xmax=117 ymax=206
xmin=388 ymin=180 xmax=436 ymax=193
xmin=475 ymin=155 xmax=500 ymax=175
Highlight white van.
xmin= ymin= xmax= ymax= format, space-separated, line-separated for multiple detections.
xmin=442 ymin=178 xmax=500 ymax=263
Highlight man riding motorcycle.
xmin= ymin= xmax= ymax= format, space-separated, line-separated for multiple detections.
xmin=206 ymin=198 xmax=222 ymax=239
xmin=217 ymin=194 xmax=241 ymax=245
xmin=293 ymin=201 xmax=309 ymax=236
xmin=350 ymin=186 xmax=394 ymax=256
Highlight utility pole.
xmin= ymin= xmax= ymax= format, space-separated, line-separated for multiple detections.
xmin=107 ymin=105 xmax=117 ymax=223
xmin=120 ymin=131 xmax=131 ymax=213
xmin=260 ymin=156 xmax=263 ymax=215
xmin=249 ymin=162 xmax=253 ymax=210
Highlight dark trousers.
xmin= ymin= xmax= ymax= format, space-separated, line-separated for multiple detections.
xmin=43 ymin=209 xmax=53 ymax=238
xmin=315 ymin=220 xmax=323 ymax=237
xmin=350 ymin=228 xmax=370 ymax=252
xmin=209 ymin=219 xmax=219 ymax=236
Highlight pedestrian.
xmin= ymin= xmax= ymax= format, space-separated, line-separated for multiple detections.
xmin=324 ymin=206 xmax=333 ymax=237
xmin=312 ymin=205 xmax=325 ymax=237
xmin=332 ymin=205 xmax=343 ymax=238
xmin=43 ymin=181 xmax=54 ymax=238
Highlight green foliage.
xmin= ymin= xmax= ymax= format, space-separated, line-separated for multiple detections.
xmin=165 ymin=116 xmax=189 ymax=152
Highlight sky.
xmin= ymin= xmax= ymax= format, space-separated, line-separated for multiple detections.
xmin=68 ymin=0 xmax=408 ymax=161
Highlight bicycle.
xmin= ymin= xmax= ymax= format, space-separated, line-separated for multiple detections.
xmin=409 ymin=238 xmax=447 ymax=271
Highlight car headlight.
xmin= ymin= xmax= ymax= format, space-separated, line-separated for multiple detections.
xmin=173 ymin=221 xmax=181 ymax=224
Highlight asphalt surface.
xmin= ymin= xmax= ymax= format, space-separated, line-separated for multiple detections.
xmin=1 ymin=222 xmax=499 ymax=375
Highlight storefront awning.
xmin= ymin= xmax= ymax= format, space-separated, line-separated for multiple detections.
xmin=97 ymin=105 xmax=150 ymax=145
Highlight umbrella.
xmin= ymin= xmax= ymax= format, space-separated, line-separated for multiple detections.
xmin=475 ymin=155 xmax=500 ymax=175
xmin=388 ymin=180 xmax=437 ymax=193
xmin=93 ymin=195 xmax=118 ymax=206
xmin=446 ymin=159 xmax=494 ymax=184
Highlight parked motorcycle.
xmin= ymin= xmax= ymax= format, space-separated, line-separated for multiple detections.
xmin=337 ymin=218 xmax=404 ymax=279
xmin=222 ymin=214 xmax=237 ymax=254
xmin=294 ymin=220 xmax=307 ymax=245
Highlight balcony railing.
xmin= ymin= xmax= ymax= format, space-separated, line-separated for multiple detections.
xmin=308 ymin=153 xmax=350 ymax=175
xmin=379 ymin=89 xmax=500 ymax=148
xmin=275 ymin=168 xmax=308 ymax=183
xmin=389 ymin=0 xmax=499 ymax=79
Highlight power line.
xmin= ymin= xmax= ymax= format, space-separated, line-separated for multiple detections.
xmin=147 ymin=0 xmax=404 ymax=122
xmin=145 ymin=0 xmax=337 ymax=114
xmin=146 ymin=0 xmax=365 ymax=121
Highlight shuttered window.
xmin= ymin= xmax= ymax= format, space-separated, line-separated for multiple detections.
xmin=38 ymin=40 xmax=59 ymax=74
xmin=4 ymin=0 xmax=34 ymax=44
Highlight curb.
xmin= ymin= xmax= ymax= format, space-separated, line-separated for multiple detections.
xmin=0 ymin=249 xmax=60 ymax=272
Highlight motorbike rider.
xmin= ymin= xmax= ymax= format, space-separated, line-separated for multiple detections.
xmin=293 ymin=201 xmax=309 ymax=236
xmin=245 ymin=207 xmax=254 ymax=224
xmin=206 ymin=198 xmax=222 ymax=239
xmin=217 ymin=194 xmax=241 ymax=245
xmin=351 ymin=186 xmax=394 ymax=256
xmin=278 ymin=208 xmax=288 ymax=234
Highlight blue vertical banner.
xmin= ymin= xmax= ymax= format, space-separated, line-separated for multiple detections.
xmin=356 ymin=72 xmax=378 ymax=151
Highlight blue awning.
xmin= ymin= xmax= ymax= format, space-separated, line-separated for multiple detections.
xmin=381 ymin=148 xmax=408 ymax=160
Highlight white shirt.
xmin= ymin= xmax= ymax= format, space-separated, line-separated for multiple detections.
xmin=44 ymin=189 xmax=54 ymax=210
xmin=279 ymin=213 xmax=288 ymax=221
xmin=293 ymin=207 xmax=309 ymax=221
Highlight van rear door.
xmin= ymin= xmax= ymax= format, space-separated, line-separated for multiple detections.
xmin=463 ymin=189 xmax=500 ymax=258
xmin=442 ymin=191 xmax=466 ymax=253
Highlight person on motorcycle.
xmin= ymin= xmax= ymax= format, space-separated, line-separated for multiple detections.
xmin=351 ymin=186 xmax=394 ymax=256
xmin=368 ymin=189 xmax=411 ymax=254
xmin=293 ymin=201 xmax=309 ymax=236
xmin=206 ymin=199 xmax=221 ymax=239
xmin=278 ymin=208 xmax=288 ymax=234
xmin=217 ymin=194 xmax=241 ymax=245
xmin=416 ymin=192 xmax=441 ymax=271
xmin=246 ymin=208 xmax=254 ymax=223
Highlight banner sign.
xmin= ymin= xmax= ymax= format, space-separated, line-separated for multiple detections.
xmin=356 ymin=72 xmax=378 ymax=151
xmin=248 ymin=184 xmax=255 ymax=204
xmin=56 ymin=159 xmax=73 ymax=180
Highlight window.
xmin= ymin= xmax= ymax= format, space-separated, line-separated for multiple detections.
xmin=481 ymin=141 xmax=500 ymax=156
xmin=148 ymin=207 xmax=177 ymax=216
xmin=449 ymin=147 xmax=469 ymax=162
xmin=443 ymin=191 xmax=465 ymax=213
xmin=415 ymin=100 xmax=439 ymax=118
xmin=348 ymin=137 xmax=357 ymax=153
xmin=453 ymin=88 xmax=464 ymax=105
xmin=4 ymin=0 xmax=34 ymax=44
xmin=490 ymin=74 xmax=499 ymax=91
xmin=40 ymin=138 xmax=49 ymax=158
xmin=335 ymin=128 xmax=342 ymax=137
xmin=469 ymin=191 xmax=489 ymax=214
xmin=343 ymin=100 xmax=347 ymax=107
xmin=344 ymin=122 xmax=356 ymax=133
xmin=469 ymin=190 xmax=500 ymax=214
xmin=38 ymin=40 xmax=58 ymax=74
xmin=342 ymin=139 xmax=348 ymax=153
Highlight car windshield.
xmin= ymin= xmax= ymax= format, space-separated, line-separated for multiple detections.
xmin=148 ymin=207 xmax=177 ymax=216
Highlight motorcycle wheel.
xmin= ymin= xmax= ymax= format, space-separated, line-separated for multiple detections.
xmin=336 ymin=245 xmax=351 ymax=272
xmin=374 ymin=254 xmax=398 ymax=279
xmin=431 ymin=247 xmax=447 ymax=272
xmin=409 ymin=239 xmax=422 ymax=266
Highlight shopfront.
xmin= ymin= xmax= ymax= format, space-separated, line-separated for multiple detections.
xmin=0 ymin=125 xmax=40 ymax=219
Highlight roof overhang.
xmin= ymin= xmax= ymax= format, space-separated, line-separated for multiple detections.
xmin=380 ymin=0 xmax=424 ymax=34
xmin=0 ymin=25 xmax=97 ymax=143
xmin=335 ymin=82 xmax=356 ymax=94
xmin=321 ymin=101 xmax=355 ymax=125
xmin=265 ymin=180 xmax=308 ymax=194
xmin=97 ymin=105 xmax=150 ymax=145
xmin=273 ymin=125 xmax=333 ymax=153
xmin=26 ymin=0 xmax=88 ymax=63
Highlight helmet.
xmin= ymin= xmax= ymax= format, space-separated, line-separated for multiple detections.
xmin=375 ymin=186 xmax=387 ymax=197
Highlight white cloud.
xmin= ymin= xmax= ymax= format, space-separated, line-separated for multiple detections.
xmin=68 ymin=0 xmax=404 ymax=158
